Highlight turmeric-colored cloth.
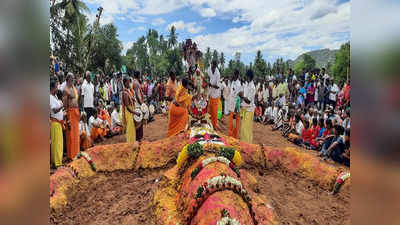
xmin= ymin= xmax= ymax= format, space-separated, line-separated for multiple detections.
xmin=228 ymin=112 xmax=240 ymax=138
xmin=90 ymin=127 xmax=107 ymax=141
xmin=288 ymin=133 xmax=299 ymax=142
xmin=99 ymin=109 xmax=111 ymax=128
xmin=50 ymin=119 xmax=63 ymax=167
xmin=167 ymin=84 xmax=192 ymax=137
xmin=66 ymin=108 xmax=80 ymax=159
xmin=209 ymin=97 xmax=220 ymax=129
xmin=175 ymin=83 xmax=192 ymax=108
xmin=121 ymin=89 xmax=136 ymax=143
xmin=239 ymin=109 xmax=254 ymax=143
xmin=80 ymin=132 xmax=92 ymax=150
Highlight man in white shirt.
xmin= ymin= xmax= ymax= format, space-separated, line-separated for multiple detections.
xmin=50 ymin=80 xmax=64 ymax=167
xmin=111 ymin=104 xmax=122 ymax=132
xmin=221 ymin=78 xmax=230 ymax=115
xmin=227 ymin=70 xmax=242 ymax=138
xmin=239 ymin=69 xmax=256 ymax=143
xmin=208 ymin=60 xmax=221 ymax=130
xmin=328 ymin=79 xmax=339 ymax=108
xmin=82 ymin=71 xmax=95 ymax=119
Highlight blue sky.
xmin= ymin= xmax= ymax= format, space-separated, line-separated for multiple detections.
xmin=83 ymin=0 xmax=350 ymax=65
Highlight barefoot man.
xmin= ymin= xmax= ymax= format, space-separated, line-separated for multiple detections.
xmin=63 ymin=73 xmax=80 ymax=159
xmin=208 ymin=60 xmax=221 ymax=130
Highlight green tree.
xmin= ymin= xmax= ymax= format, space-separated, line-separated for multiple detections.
xmin=90 ymin=23 xmax=122 ymax=74
xmin=303 ymin=54 xmax=316 ymax=72
xmin=219 ymin=52 xmax=225 ymax=73
xmin=212 ymin=49 xmax=219 ymax=65
xmin=50 ymin=0 xmax=90 ymax=72
xmin=253 ymin=50 xmax=266 ymax=78
xmin=167 ymin=26 xmax=178 ymax=48
xmin=331 ymin=42 xmax=350 ymax=83
xmin=203 ymin=47 xmax=212 ymax=69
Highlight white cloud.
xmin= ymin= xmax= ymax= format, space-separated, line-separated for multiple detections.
xmin=122 ymin=41 xmax=134 ymax=55
xmin=82 ymin=0 xmax=350 ymax=62
xmin=167 ymin=20 xmax=205 ymax=34
xmin=199 ymin=8 xmax=216 ymax=17
xmin=152 ymin=18 xmax=166 ymax=26
xmin=138 ymin=0 xmax=186 ymax=15
xmin=127 ymin=26 xmax=146 ymax=33
xmin=190 ymin=0 xmax=350 ymax=62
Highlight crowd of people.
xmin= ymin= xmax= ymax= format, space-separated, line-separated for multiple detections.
xmin=50 ymin=59 xmax=174 ymax=168
xmin=218 ymin=67 xmax=351 ymax=167
xmin=50 ymin=55 xmax=350 ymax=169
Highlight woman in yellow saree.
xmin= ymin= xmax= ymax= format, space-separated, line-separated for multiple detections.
xmin=121 ymin=77 xmax=136 ymax=143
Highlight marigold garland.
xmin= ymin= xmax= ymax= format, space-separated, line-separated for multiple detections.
xmin=176 ymin=145 xmax=189 ymax=168
xmin=74 ymin=151 xmax=97 ymax=172
xmin=332 ymin=172 xmax=350 ymax=194
xmin=218 ymin=147 xmax=243 ymax=167
xmin=176 ymin=143 xmax=204 ymax=168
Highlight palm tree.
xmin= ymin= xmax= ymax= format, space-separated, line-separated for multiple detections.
xmin=168 ymin=26 xmax=178 ymax=48
xmin=219 ymin=52 xmax=225 ymax=72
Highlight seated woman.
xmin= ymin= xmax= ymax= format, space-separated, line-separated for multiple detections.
xmin=167 ymin=78 xmax=192 ymax=137
xmin=79 ymin=112 xmax=93 ymax=150
xmin=306 ymin=118 xmax=320 ymax=150
xmin=314 ymin=119 xmax=333 ymax=150
xmin=297 ymin=120 xmax=312 ymax=147
xmin=288 ymin=114 xmax=304 ymax=143
xmin=89 ymin=108 xmax=108 ymax=142
xmin=282 ymin=110 xmax=295 ymax=137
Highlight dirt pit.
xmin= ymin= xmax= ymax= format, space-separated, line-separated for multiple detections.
xmin=50 ymin=166 xmax=349 ymax=225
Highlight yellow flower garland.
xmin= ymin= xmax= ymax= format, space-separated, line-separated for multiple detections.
xmin=176 ymin=145 xmax=189 ymax=168
xmin=232 ymin=151 xmax=242 ymax=167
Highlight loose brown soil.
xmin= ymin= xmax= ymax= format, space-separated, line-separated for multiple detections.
xmin=50 ymin=114 xmax=350 ymax=225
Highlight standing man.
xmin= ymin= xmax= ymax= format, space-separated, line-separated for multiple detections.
xmin=222 ymin=78 xmax=230 ymax=115
xmin=50 ymin=80 xmax=64 ymax=168
xmin=63 ymin=73 xmax=80 ymax=159
xmin=328 ymin=78 xmax=339 ymax=109
xmin=81 ymin=71 xmax=95 ymax=119
xmin=239 ymin=69 xmax=256 ymax=143
xmin=227 ymin=69 xmax=241 ymax=138
xmin=132 ymin=71 xmax=144 ymax=142
xmin=208 ymin=60 xmax=221 ymax=130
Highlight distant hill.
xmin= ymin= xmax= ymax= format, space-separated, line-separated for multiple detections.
xmin=287 ymin=48 xmax=339 ymax=69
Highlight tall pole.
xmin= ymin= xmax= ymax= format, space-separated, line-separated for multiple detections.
xmin=84 ymin=6 xmax=103 ymax=73
xmin=347 ymin=45 xmax=350 ymax=83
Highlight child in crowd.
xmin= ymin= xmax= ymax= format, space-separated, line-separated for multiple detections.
xmin=79 ymin=112 xmax=93 ymax=150
xmin=262 ymin=103 xmax=273 ymax=125
xmin=254 ymin=104 xmax=263 ymax=122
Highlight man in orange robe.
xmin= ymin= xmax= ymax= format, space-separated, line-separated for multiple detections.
xmin=208 ymin=60 xmax=221 ymax=130
xmin=167 ymin=78 xmax=192 ymax=137
xmin=63 ymin=73 xmax=80 ymax=159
